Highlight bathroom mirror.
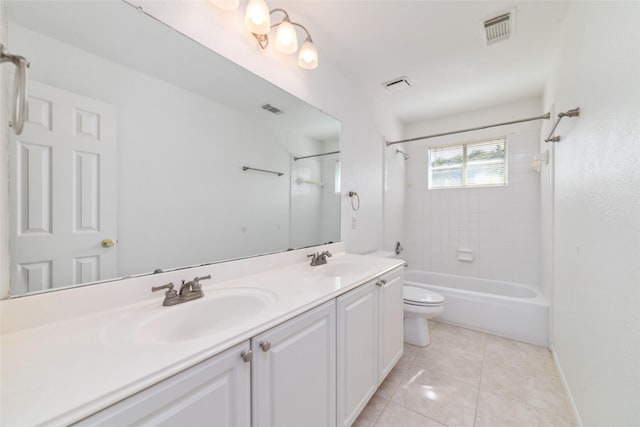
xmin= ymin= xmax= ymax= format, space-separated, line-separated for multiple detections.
xmin=3 ymin=1 xmax=341 ymax=298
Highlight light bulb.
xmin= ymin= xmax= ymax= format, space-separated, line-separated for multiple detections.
xmin=275 ymin=20 xmax=298 ymax=54
xmin=210 ymin=0 xmax=239 ymax=10
xmin=245 ymin=0 xmax=271 ymax=35
xmin=297 ymin=39 xmax=318 ymax=69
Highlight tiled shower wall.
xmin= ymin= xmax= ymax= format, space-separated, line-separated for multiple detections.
xmin=402 ymin=99 xmax=541 ymax=286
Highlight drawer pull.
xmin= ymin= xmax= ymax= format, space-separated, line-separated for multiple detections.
xmin=241 ymin=350 xmax=253 ymax=363
xmin=259 ymin=340 xmax=271 ymax=352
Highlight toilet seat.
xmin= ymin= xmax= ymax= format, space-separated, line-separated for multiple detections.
xmin=404 ymin=285 xmax=444 ymax=307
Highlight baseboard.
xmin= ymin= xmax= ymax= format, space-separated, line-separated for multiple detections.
xmin=550 ymin=345 xmax=583 ymax=427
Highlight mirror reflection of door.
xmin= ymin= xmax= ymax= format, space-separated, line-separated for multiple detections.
xmin=9 ymin=80 xmax=117 ymax=295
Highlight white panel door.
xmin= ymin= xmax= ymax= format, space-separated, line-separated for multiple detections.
xmin=337 ymin=281 xmax=378 ymax=427
xmin=252 ymin=300 xmax=336 ymax=427
xmin=75 ymin=341 xmax=252 ymax=427
xmin=377 ymin=268 xmax=404 ymax=381
xmin=9 ymin=81 xmax=117 ymax=294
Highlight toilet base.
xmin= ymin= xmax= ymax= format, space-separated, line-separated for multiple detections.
xmin=404 ymin=317 xmax=432 ymax=347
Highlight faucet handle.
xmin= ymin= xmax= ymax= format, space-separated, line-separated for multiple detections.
xmin=152 ymin=282 xmax=174 ymax=292
xmin=320 ymin=250 xmax=332 ymax=258
xmin=194 ymin=274 xmax=211 ymax=283
xmin=192 ymin=275 xmax=211 ymax=291
xmin=152 ymin=282 xmax=177 ymax=298
xmin=307 ymin=252 xmax=318 ymax=258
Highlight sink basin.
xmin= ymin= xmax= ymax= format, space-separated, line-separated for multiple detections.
xmin=313 ymin=262 xmax=371 ymax=277
xmin=102 ymin=287 xmax=277 ymax=345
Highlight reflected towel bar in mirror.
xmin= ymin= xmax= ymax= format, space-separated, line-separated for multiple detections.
xmin=242 ymin=166 xmax=284 ymax=176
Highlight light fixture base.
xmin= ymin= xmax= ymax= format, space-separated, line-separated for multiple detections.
xmin=253 ymin=33 xmax=269 ymax=49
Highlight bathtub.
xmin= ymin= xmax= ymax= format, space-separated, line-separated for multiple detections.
xmin=404 ymin=270 xmax=548 ymax=346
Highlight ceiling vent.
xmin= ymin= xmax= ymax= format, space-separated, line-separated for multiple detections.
xmin=382 ymin=76 xmax=412 ymax=93
xmin=482 ymin=9 xmax=515 ymax=45
xmin=262 ymin=104 xmax=284 ymax=115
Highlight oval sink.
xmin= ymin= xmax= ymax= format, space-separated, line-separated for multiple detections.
xmin=103 ymin=287 xmax=277 ymax=345
xmin=313 ymin=262 xmax=371 ymax=277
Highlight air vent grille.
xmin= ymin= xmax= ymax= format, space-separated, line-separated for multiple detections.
xmin=382 ymin=76 xmax=412 ymax=93
xmin=483 ymin=12 xmax=512 ymax=44
xmin=262 ymin=104 xmax=284 ymax=115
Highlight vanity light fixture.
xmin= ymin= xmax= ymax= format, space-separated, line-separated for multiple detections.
xmin=211 ymin=0 xmax=318 ymax=70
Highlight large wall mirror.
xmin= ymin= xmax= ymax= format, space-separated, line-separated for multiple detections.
xmin=3 ymin=1 xmax=341 ymax=298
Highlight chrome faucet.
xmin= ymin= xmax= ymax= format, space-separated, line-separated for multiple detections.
xmin=308 ymin=250 xmax=332 ymax=266
xmin=152 ymin=275 xmax=211 ymax=306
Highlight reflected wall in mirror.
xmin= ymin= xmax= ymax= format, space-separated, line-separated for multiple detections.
xmin=4 ymin=1 xmax=341 ymax=298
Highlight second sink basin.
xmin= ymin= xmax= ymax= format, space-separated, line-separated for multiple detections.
xmin=102 ymin=287 xmax=277 ymax=346
xmin=312 ymin=261 xmax=371 ymax=277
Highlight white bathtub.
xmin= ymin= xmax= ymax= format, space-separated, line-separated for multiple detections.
xmin=404 ymin=270 xmax=548 ymax=346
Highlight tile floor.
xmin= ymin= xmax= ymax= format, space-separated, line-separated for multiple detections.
xmin=354 ymin=321 xmax=575 ymax=427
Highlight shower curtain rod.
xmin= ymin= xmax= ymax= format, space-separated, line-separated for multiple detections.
xmin=385 ymin=112 xmax=551 ymax=146
xmin=293 ymin=150 xmax=340 ymax=161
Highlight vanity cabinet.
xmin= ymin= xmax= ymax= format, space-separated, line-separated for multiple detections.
xmin=377 ymin=268 xmax=404 ymax=379
xmin=72 ymin=267 xmax=401 ymax=427
xmin=251 ymin=300 xmax=336 ymax=427
xmin=337 ymin=267 xmax=404 ymax=427
xmin=75 ymin=341 xmax=252 ymax=427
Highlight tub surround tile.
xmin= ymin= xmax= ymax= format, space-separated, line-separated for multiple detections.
xmin=375 ymin=402 xmax=444 ymax=427
xmin=391 ymin=366 xmax=478 ymax=427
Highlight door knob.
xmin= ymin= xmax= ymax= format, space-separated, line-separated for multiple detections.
xmin=101 ymin=238 xmax=117 ymax=248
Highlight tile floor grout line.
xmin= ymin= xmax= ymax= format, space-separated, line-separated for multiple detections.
xmin=370 ymin=394 xmax=392 ymax=427
xmin=472 ymin=333 xmax=488 ymax=427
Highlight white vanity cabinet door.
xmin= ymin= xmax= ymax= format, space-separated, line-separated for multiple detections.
xmin=377 ymin=268 xmax=404 ymax=381
xmin=337 ymin=281 xmax=378 ymax=427
xmin=252 ymin=300 xmax=336 ymax=427
xmin=75 ymin=341 xmax=251 ymax=427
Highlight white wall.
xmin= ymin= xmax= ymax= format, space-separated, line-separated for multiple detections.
xmin=542 ymin=3 xmax=640 ymax=426
xmin=403 ymin=98 xmax=542 ymax=285
xmin=130 ymin=0 xmax=403 ymax=256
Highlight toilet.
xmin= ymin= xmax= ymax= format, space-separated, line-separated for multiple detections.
xmin=365 ymin=249 xmax=445 ymax=347
xmin=403 ymin=285 xmax=445 ymax=347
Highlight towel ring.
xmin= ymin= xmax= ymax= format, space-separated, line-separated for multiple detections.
xmin=348 ymin=191 xmax=360 ymax=211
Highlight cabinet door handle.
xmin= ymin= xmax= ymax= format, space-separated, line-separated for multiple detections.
xmin=380 ymin=279 xmax=387 ymax=285
xmin=376 ymin=280 xmax=383 ymax=287
xmin=241 ymin=350 xmax=253 ymax=363
xmin=259 ymin=340 xmax=271 ymax=352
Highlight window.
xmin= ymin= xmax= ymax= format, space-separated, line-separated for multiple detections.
xmin=428 ymin=137 xmax=507 ymax=189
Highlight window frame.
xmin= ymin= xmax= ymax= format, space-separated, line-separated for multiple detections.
xmin=427 ymin=136 xmax=508 ymax=190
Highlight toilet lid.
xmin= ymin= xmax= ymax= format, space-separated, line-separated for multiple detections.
xmin=404 ymin=285 xmax=444 ymax=306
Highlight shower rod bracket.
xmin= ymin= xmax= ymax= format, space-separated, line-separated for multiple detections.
xmin=544 ymin=108 xmax=580 ymax=143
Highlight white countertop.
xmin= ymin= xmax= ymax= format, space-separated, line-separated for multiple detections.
xmin=0 ymin=250 xmax=403 ymax=426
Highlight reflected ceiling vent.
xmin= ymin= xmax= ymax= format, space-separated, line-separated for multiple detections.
xmin=482 ymin=9 xmax=515 ymax=45
xmin=382 ymin=76 xmax=412 ymax=93
xmin=262 ymin=104 xmax=284 ymax=115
